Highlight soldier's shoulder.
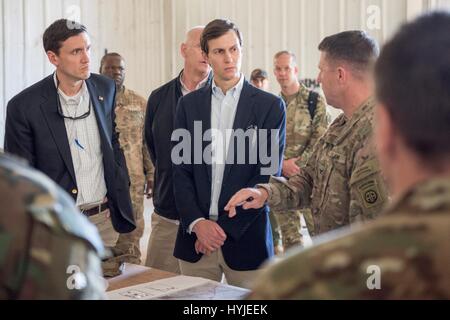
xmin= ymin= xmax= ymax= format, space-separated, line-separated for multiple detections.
xmin=250 ymin=215 xmax=450 ymax=299
xmin=0 ymin=153 xmax=104 ymax=254
xmin=124 ymin=88 xmax=146 ymax=102
xmin=0 ymin=154 xmax=105 ymax=299
xmin=297 ymin=85 xmax=325 ymax=104
xmin=249 ymin=227 xmax=358 ymax=299
xmin=123 ymin=88 xmax=147 ymax=109
xmin=353 ymin=102 xmax=376 ymax=138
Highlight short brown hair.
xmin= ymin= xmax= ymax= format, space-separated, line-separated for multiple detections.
xmin=200 ymin=19 xmax=242 ymax=54
xmin=318 ymin=30 xmax=379 ymax=73
xmin=43 ymin=19 xmax=87 ymax=55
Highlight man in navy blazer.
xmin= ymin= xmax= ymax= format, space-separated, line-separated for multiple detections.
xmin=172 ymin=19 xmax=286 ymax=288
xmin=4 ymin=19 xmax=135 ymax=247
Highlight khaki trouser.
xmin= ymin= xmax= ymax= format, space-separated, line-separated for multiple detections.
xmin=178 ymin=249 xmax=262 ymax=289
xmin=88 ymin=211 xmax=119 ymax=248
xmin=145 ymin=212 xmax=180 ymax=274
xmin=114 ymin=185 xmax=145 ymax=264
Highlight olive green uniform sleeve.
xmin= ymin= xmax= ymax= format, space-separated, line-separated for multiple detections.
xmin=296 ymin=94 xmax=328 ymax=166
xmin=259 ymin=143 xmax=318 ymax=211
xmin=348 ymin=142 xmax=388 ymax=224
xmin=143 ymin=137 xmax=154 ymax=183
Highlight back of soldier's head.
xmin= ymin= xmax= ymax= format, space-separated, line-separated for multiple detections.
xmin=0 ymin=154 xmax=105 ymax=300
xmin=375 ymin=11 xmax=450 ymax=167
xmin=318 ymin=30 xmax=379 ymax=77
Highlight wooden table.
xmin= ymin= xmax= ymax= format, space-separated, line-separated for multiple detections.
xmin=107 ymin=263 xmax=177 ymax=292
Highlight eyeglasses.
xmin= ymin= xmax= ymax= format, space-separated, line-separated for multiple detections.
xmin=56 ymin=77 xmax=91 ymax=120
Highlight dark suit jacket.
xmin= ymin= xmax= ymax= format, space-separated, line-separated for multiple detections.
xmin=145 ymin=71 xmax=213 ymax=220
xmin=4 ymin=74 xmax=135 ymax=233
xmin=173 ymin=80 xmax=286 ymax=271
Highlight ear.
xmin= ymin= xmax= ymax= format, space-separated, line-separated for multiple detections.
xmin=180 ymin=43 xmax=187 ymax=59
xmin=337 ymin=66 xmax=346 ymax=83
xmin=47 ymin=51 xmax=59 ymax=67
xmin=202 ymin=51 xmax=210 ymax=65
xmin=294 ymin=65 xmax=299 ymax=76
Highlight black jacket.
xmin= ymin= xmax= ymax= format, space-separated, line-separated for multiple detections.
xmin=5 ymin=74 xmax=135 ymax=233
xmin=145 ymin=71 xmax=212 ymax=219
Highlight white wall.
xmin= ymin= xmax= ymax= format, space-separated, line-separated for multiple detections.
xmin=1 ymin=0 xmax=450 ymax=146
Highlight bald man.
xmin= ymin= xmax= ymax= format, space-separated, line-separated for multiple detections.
xmin=144 ymin=27 xmax=212 ymax=273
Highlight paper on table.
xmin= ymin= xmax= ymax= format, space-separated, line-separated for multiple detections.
xmin=107 ymin=275 xmax=250 ymax=300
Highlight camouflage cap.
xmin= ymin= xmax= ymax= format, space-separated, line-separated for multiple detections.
xmin=250 ymin=68 xmax=268 ymax=81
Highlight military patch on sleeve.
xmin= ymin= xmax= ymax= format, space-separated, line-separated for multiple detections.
xmin=357 ymin=179 xmax=383 ymax=209
xmin=365 ymin=190 xmax=378 ymax=204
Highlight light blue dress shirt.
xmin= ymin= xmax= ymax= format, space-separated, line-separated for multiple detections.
xmin=189 ymin=74 xmax=245 ymax=233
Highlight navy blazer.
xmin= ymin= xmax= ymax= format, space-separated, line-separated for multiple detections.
xmin=172 ymin=80 xmax=286 ymax=271
xmin=4 ymin=74 xmax=135 ymax=233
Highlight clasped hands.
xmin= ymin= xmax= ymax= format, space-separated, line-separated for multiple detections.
xmin=194 ymin=187 xmax=269 ymax=255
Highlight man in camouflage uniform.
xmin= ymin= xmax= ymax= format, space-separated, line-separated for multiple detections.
xmin=247 ymin=12 xmax=450 ymax=299
xmin=0 ymin=152 xmax=106 ymax=299
xmin=100 ymin=53 xmax=154 ymax=265
xmin=272 ymin=51 xmax=329 ymax=252
xmin=226 ymin=31 xmax=387 ymax=239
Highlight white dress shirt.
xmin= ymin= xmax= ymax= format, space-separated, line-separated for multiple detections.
xmin=54 ymin=73 xmax=107 ymax=207
xmin=189 ymin=74 xmax=244 ymax=233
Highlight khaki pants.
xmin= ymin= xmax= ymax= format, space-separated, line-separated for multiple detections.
xmin=178 ymin=249 xmax=262 ymax=289
xmin=114 ymin=185 xmax=145 ymax=264
xmin=88 ymin=211 xmax=119 ymax=248
xmin=145 ymin=212 xmax=180 ymax=274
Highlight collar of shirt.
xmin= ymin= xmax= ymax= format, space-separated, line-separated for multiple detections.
xmin=53 ymin=72 xmax=88 ymax=105
xmin=344 ymin=96 xmax=375 ymax=124
xmin=179 ymin=71 xmax=210 ymax=96
xmin=211 ymin=73 xmax=244 ymax=100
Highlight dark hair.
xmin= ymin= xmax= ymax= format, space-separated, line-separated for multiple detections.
xmin=99 ymin=52 xmax=123 ymax=72
xmin=375 ymin=11 xmax=450 ymax=163
xmin=43 ymin=19 xmax=87 ymax=55
xmin=200 ymin=19 xmax=242 ymax=54
xmin=318 ymin=30 xmax=379 ymax=73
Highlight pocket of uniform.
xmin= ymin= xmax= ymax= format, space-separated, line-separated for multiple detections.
xmin=318 ymin=151 xmax=346 ymax=208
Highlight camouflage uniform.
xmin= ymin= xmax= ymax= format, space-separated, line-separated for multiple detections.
xmin=260 ymin=98 xmax=387 ymax=237
xmin=249 ymin=178 xmax=450 ymax=299
xmin=272 ymin=85 xmax=328 ymax=250
xmin=0 ymin=153 xmax=106 ymax=299
xmin=114 ymin=87 xmax=154 ymax=264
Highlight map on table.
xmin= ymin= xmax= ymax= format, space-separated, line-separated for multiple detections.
xmin=107 ymin=275 xmax=250 ymax=300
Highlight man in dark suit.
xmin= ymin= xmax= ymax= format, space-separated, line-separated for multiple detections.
xmin=4 ymin=19 xmax=135 ymax=250
xmin=172 ymin=19 xmax=286 ymax=288
xmin=145 ymin=26 xmax=211 ymax=274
